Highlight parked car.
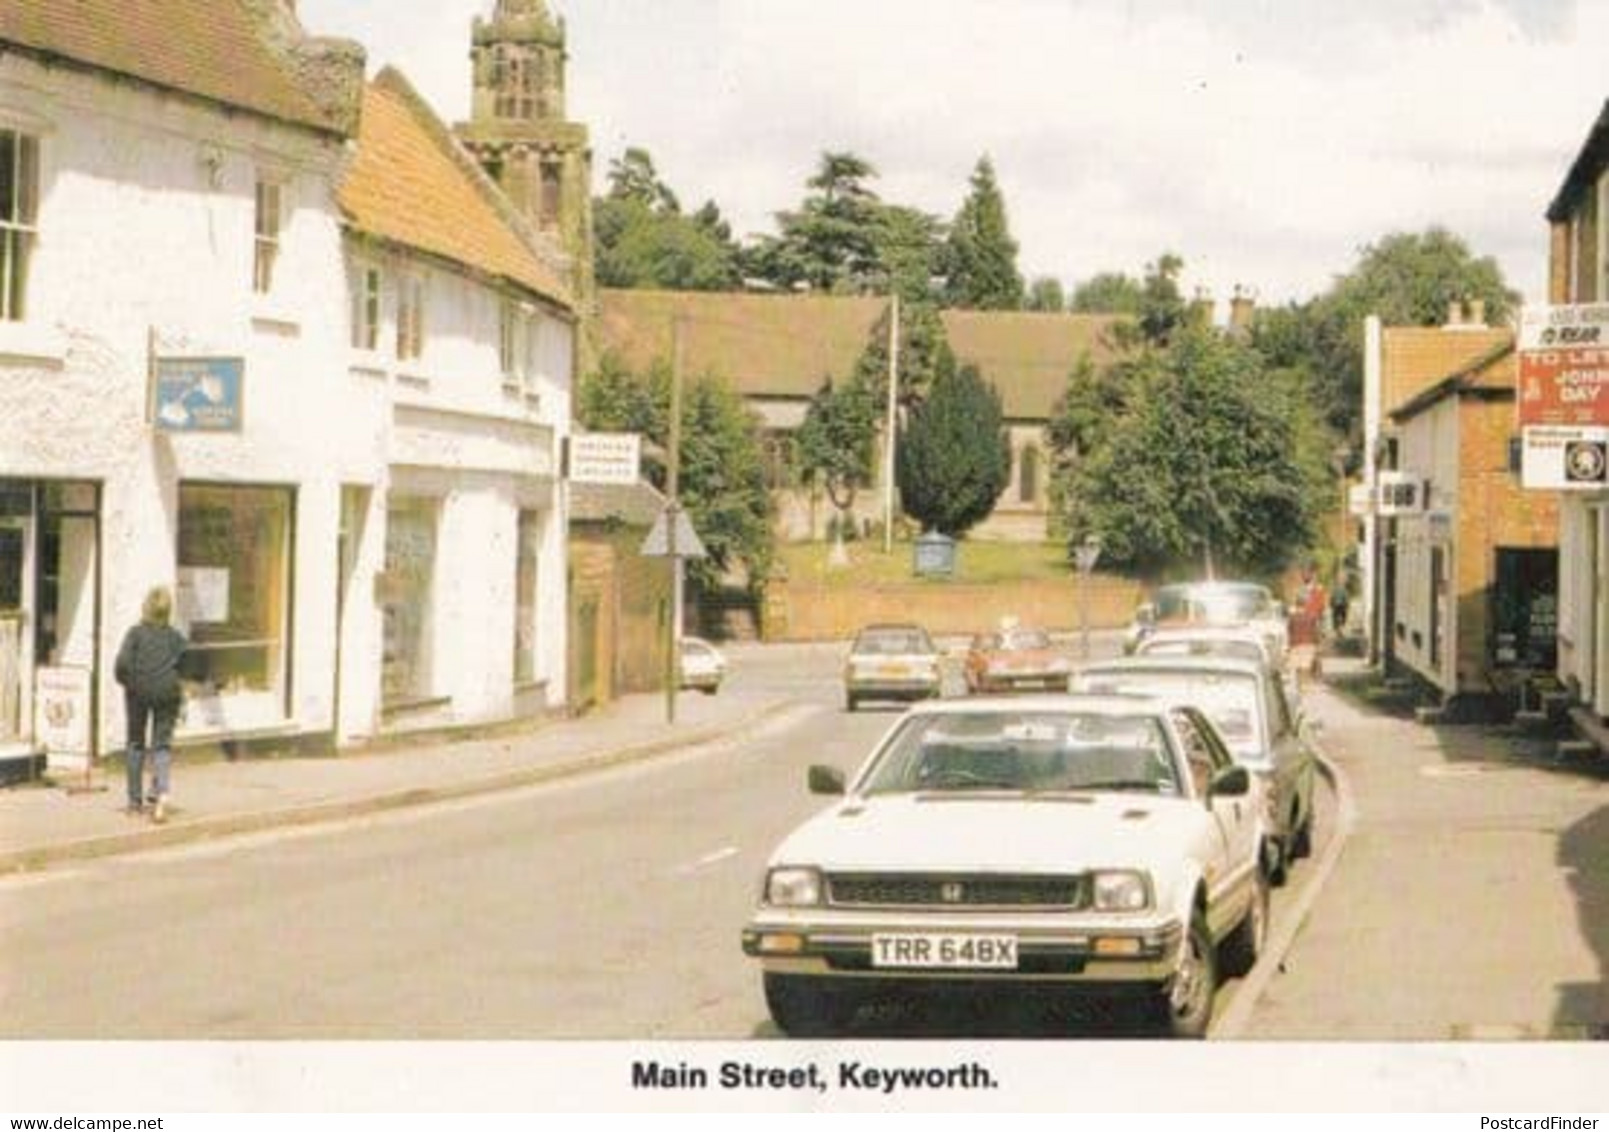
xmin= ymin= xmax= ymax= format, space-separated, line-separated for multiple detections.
xmin=843 ymin=624 xmax=942 ymax=712
xmin=741 ymin=695 xmax=1271 ymax=1038
xmin=1127 ymin=582 xmax=1288 ymax=662
xmin=678 ymin=636 xmax=727 ymax=694
xmin=1133 ymin=624 xmax=1302 ymax=707
xmin=1074 ymin=655 xmax=1316 ymax=884
xmin=963 ymin=625 xmax=1072 ymax=694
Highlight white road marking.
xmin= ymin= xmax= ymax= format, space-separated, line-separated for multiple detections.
xmin=674 ymin=846 xmax=740 ymax=875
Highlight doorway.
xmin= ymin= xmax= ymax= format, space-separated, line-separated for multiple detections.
xmin=0 ymin=512 xmax=28 ymax=745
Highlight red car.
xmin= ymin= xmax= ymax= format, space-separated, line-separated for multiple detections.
xmin=963 ymin=626 xmax=1072 ymax=694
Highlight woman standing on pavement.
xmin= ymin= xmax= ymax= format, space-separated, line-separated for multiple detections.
xmin=114 ymin=586 xmax=188 ymax=823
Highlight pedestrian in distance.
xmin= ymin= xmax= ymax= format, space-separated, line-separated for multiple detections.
xmin=114 ymin=586 xmax=188 ymax=823
xmin=1330 ymin=576 xmax=1351 ymax=638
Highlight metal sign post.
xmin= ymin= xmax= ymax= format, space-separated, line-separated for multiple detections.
xmin=1074 ymin=536 xmax=1103 ymax=661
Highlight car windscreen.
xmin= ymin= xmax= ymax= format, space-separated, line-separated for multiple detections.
xmin=854 ymin=629 xmax=932 ymax=655
xmin=861 ymin=710 xmax=1180 ymax=797
xmin=1154 ymin=587 xmax=1272 ymax=624
xmin=1077 ymin=669 xmax=1265 ymax=757
xmin=997 ymin=629 xmax=1051 ymax=651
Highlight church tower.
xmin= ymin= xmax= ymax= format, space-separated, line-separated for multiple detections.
xmin=457 ymin=0 xmax=595 ymax=313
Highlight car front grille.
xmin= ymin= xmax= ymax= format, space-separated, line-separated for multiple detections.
xmin=825 ymin=873 xmax=1088 ymax=910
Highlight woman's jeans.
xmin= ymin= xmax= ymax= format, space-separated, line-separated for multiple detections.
xmin=125 ymin=693 xmax=179 ymax=806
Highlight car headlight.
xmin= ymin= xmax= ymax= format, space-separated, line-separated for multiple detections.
xmin=765 ymin=867 xmax=824 ymax=907
xmin=1091 ymin=870 xmax=1152 ymax=912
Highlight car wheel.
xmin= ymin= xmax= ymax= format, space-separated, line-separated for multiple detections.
xmin=1152 ymin=908 xmax=1217 ymax=1039
xmin=1220 ymin=865 xmax=1270 ymax=978
xmin=1266 ymin=832 xmax=1289 ymax=887
xmin=845 ymin=693 xmax=858 ymax=713
xmin=763 ymin=973 xmax=858 ymax=1038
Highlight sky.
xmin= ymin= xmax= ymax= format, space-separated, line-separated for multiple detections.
xmin=296 ymin=0 xmax=1609 ymax=313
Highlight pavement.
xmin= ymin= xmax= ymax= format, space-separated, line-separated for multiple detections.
xmin=1241 ymin=654 xmax=1609 ymax=1040
xmin=0 ymin=683 xmax=798 ymax=875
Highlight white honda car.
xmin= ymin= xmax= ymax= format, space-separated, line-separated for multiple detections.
xmin=742 ymin=695 xmax=1271 ymax=1038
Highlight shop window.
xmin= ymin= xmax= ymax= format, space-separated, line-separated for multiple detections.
xmin=514 ymin=510 xmax=541 ymax=684
xmin=0 ymin=128 xmax=39 ymax=322
xmin=253 ymin=179 xmax=282 ymax=295
xmin=176 ymin=484 xmax=293 ymax=708
xmin=382 ymin=496 xmax=439 ymax=707
xmin=351 ymin=264 xmax=380 ymax=351
xmin=1492 ymin=548 xmax=1559 ymax=670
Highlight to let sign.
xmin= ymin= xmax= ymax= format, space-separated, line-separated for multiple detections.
xmin=151 ymin=357 xmax=245 ymax=433
xmin=1518 ymin=304 xmax=1609 ymax=428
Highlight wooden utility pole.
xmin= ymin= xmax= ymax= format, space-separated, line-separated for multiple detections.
xmin=882 ymin=293 xmax=900 ymax=555
xmin=664 ymin=316 xmax=685 ymax=724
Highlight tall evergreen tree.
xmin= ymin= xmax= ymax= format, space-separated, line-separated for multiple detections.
xmin=896 ymin=360 xmax=1011 ymax=538
xmin=942 ymin=156 xmax=1024 ymax=310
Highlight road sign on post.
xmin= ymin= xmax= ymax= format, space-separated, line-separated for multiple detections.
xmin=1074 ymin=537 xmax=1103 ymax=660
xmin=640 ymin=509 xmax=707 ymax=559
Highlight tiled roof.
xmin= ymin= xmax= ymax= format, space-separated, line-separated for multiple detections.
xmin=339 ymin=68 xmax=570 ymax=307
xmin=942 ymin=310 xmax=1121 ymax=419
xmin=1380 ymin=327 xmax=1514 ymax=416
xmin=1390 ymin=337 xmax=1515 ymax=422
xmin=0 ymin=0 xmax=346 ymax=135
xmin=570 ymin=480 xmax=665 ymax=527
xmin=597 ymin=289 xmax=886 ymax=400
xmin=596 ymin=290 xmax=1121 ymax=420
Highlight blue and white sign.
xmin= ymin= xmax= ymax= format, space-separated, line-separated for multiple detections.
xmin=152 ymin=358 xmax=244 ymax=433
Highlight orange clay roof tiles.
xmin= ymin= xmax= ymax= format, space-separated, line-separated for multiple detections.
xmin=0 ymin=0 xmax=339 ymax=134
xmin=339 ymin=69 xmax=570 ymax=306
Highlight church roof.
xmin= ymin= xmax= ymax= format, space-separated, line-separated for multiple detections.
xmin=0 ymin=0 xmax=355 ymax=136
xmin=340 ymin=68 xmax=571 ymax=309
xmin=596 ymin=289 xmax=1122 ymax=422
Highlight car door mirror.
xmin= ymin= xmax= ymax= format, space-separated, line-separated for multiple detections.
xmin=1208 ymin=765 xmax=1251 ymax=799
xmin=808 ymin=765 xmax=846 ymax=796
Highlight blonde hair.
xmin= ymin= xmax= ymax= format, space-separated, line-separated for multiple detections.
xmin=142 ymin=586 xmax=173 ymax=625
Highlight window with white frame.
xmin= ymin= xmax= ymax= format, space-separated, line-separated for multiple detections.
xmin=396 ymin=274 xmax=426 ymax=362
xmin=351 ymin=265 xmax=380 ymax=351
xmin=253 ymin=178 xmax=282 ymax=294
xmin=0 ymin=128 xmax=39 ymax=322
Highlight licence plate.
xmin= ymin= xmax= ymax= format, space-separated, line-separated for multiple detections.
xmin=877 ymin=664 xmax=912 ymax=678
xmin=871 ymin=934 xmax=1018 ymax=969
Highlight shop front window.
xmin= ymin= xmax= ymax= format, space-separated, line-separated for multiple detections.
xmin=176 ymin=484 xmax=292 ymax=711
xmin=383 ymin=496 xmax=438 ymax=707
xmin=514 ymin=510 xmax=540 ymax=684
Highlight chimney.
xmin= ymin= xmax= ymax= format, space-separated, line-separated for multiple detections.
xmin=1467 ymin=298 xmax=1486 ymax=326
xmin=1190 ymin=287 xmax=1214 ymax=327
xmin=1447 ymin=299 xmax=1465 ymax=327
xmin=1228 ymin=285 xmax=1256 ymax=338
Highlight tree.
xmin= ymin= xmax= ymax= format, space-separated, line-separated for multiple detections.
xmin=593 ymin=147 xmax=741 ymax=291
xmin=1025 ymin=277 xmax=1067 ymax=312
xmin=896 ymin=359 xmax=1011 ymax=538
xmin=577 ymin=353 xmax=774 ymax=588
xmin=1059 ymin=324 xmax=1317 ymax=578
xmin=1069 ymin=272 xmax=1145 ymax=315
xmin=942 ymin=157 xmax=1025 ymax=310
xmin=1262 ymin=226 xmax=1519 ymax=440
xmin=749 ymin=151 xmax=887 ymax=294
xmin=795 ymin=376 xmax=881 ymax=517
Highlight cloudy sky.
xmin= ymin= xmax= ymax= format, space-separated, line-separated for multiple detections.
xmin=297 ymin=0 xmax=1607 ymax=312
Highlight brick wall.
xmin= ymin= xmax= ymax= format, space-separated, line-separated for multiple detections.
xmin=1452 ymin=397 xmax=1560 ymax=694
xmin=568 ymin=524 xmax=672 ymax=707
xmin=766 ymin=575 xmax=1143 ymax=642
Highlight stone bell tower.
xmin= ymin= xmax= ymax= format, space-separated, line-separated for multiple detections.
xmin=456 ymin=0 xmax=595 ymax=312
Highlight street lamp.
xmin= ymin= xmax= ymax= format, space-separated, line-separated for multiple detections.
xmin=1074 ymin=535 xmax=1103 ymax=660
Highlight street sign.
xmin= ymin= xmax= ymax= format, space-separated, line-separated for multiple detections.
xmin=641 ymin=508 xmax=707 ymax=559
xmin=1518 ymin=303 xmax=1609 ymax=429
xmin=150 ymin=357 xmax=244 ymax=432
xmin=1376 ymin=472 xmax=1427 ymax=515
xmin=568 ymin=432 xmax=642 ymax=486
xmin=1073 ymin=538 xmax=1103 ymax=574
xmin=1521 ymin=425 xmax=1609 ymax=490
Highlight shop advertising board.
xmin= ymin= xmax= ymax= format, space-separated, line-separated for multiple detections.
xmin=567 ymin=433 xmax=642 ymax=486
xmin=33 ymin=666 xmax=91 ymax=757
xmin=150 ymin=357 xmax=245 ymax=433
xmin=176 ymin=566 xmax=231 ymax=624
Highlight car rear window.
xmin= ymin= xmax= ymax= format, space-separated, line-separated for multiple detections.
xmin=855 ymin=629 xmax=932 ymax=655
xmin=1076 ymin=669 xmax=1265 ymax=757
